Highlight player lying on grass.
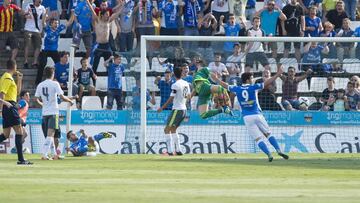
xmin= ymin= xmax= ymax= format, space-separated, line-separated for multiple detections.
xmin=212 ymin=65 xmax=289 ymax=162
xmin=192 ymin=60 xmax=233 ymax=119
xmin=157 ymin=67 xmax=191 ymax=156
xmin=66 ymin=129 xmax=113 ymax=156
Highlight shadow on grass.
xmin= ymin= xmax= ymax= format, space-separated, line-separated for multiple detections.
xmin=155 ymin=156 xmax=360 ymax=170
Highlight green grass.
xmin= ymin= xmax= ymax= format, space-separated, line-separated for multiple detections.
xmin=0 ymin=154 xmax=360 ymax=203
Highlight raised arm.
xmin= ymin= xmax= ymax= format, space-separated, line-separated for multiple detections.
xmin=296 ymin=69 xmax=312 ymax=82
xmin=109 ymin=1 xmax=125 ymax=22
xmin=66 ymin=10 xmax=76 ymax=27
xmin=264 ymin=64 xmax=283 ymax=87
xmin=86 ymin=0 xmax=98 ymax=21
xmin=211 ymin=72 xmax=229 ymax=89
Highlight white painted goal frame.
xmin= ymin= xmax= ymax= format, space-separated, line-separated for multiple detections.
xmin=139 ymin=35 xmax=358 ymax=153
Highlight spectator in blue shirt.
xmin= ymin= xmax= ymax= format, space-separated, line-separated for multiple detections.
xmin=256 ymin=0 xmax=287 ymax=59
xmin=336 ymin=18 xmax=355 ymax=62
xmin=104 ymin=54 xmax=125 ymax=110
xmin=158 ymin=0 xmax=180 ymax=48
xmin=37 ymin=15 xmax=75 ymax=85
xmin=245 ymin=0 xmax=256 ymax=21
xmin=183 ymin=0 xmax=201 ymax=51
xmin=54 ymin=51 xmax=78 ymax=96
xmin=345 ymin=82 xmax=360 ymax=111
xmin=154 ymin=68 xmax=175 ymax=110
xmin=77 ymin=57 xmax=97 ymax=102
xmin=299 ymin=0 xmax=321 ymax=15
xmin=135 ymin=0 xmax=157 ymax=53
xmin=355 ymin=25 xmax=360 ymax=60
xmin=117 ymin=0 xmax=138 ymax=52
xmin=74 ymin=0 xmax=95 ymax=58
xmin=319 ymin=21 xmax=337 ymax=58
xmin=301 ymin=42 xmax=330 ymax=73
xmin=219 ymin=13 xmax=246 ymax=56
xmin=304 ymin=6 xmax=323 ymax=37
xmin=42 ymin=0 xmax=59 ymax=19
xmin=132 ymin=79 xmax=156 ymax=110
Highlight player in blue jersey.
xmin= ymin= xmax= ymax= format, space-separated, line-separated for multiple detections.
xmin=212 ymin=65 xmax=289 ymax=162
xmin=66 ymin=129 xmax=113 ymax=156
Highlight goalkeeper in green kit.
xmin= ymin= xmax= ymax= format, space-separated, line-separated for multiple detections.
xmin=192 ymin=60 xmax=234 ymax=119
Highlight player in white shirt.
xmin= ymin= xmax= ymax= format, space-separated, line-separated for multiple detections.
xmin=157 ymin=66 xmax=191 ymax=156
xmin=35 ymin=67 xmax=73 ymax=160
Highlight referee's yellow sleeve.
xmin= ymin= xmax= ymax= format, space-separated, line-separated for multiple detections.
xmin=0 ymin=78 xmax=11 ymax=95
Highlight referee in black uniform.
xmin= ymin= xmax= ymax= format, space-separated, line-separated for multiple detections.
xmin=0 ymin=60 xmax=32 ymax=165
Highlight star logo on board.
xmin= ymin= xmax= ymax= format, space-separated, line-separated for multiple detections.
xmin=277 ymin=130 xmax=308 ymax=153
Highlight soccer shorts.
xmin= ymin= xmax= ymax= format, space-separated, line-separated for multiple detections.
xmin=41 ymin=115 xmax=59 ymax=138
xmin=195 ymin=80 xmax=212 ymax=106
xmin=243 ymin=114 xmax=271 ymax=139
xmin=2 ymin=101 xmax=21 ymax=128
xmin=166 ymin=110 xmax=186 ymax=128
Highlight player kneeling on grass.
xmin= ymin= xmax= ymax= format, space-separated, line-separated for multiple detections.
xmin=193 ymin=59 xmax=233 ymax=119
xmin=212 ymin=65 xmax=289 ymax=162
xmin=66 ymin=129 xmax=113 ymax=156
xmin=158 ymin=67 xmax=190 ymax=156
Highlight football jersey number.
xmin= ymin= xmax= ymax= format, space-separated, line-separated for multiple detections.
xmin=183 ymin=86 xmax=189 ymax=98
xmin=242 ymin=90 xmax=249 ymax=101
xmin=42 ymin=87 xmax=49 ymax=101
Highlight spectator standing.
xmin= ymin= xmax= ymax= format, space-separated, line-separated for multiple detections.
xmin=197 ymin=12 xmax=217 ymax=63
xmin=211 ymin=0 xmax=229 ymax=31
xmin=282 ymin=0 xmax=305 ymax=62
xmin=345 ymin=82 xmax=360 ymax=111
xmin=320 ymin=76 xmax=338 ymax=111
xmin=155 ymin=69 xmax=175 ymax=110
xmin=219 ymin=13 xmax=246 ymax=56
xmin=158 ymin=0 xmax=180 ymax=48
xmin=183 ymin=0 xmax=201 ymax=51
xmin=226 ymin=43 xmax=243 ymax=82
xmin=135 ymin=0 xmax=157 ymax=52
xmin=319 ymin=21 xmax=337 ymax=58
xmin=325 ymin=1 xmax=348 ymax=31
xmin=343 ymin=0 xmax=357 ymax=21
xmin=208 ymin=53 xmax=229 ymax=78
xmin=74 ymin=0 xmax=95 ymax=58
xmin=23 ymin=0 xmax=47 ymax=69
xmin=54 ymin=51 xmax=78 ymax=96
xmin=77 ymin=57 xmax=97 ymax=101
xmin=299 ymin=0 xmax=321 ymax=14
xmin=42 ymin=0 xmax=59 ymax=19
xmin=37 ymin=15 xmax=75 ymax=85
xmin=256 ymin=0 xmax=287 ymax=59
xmin=87 ymin=0 xmax=123 ymax=74
xmin=117 ymin=0 xmax=138 ymax=52
xmin=301 ymin=42 xmax=329 ymax=73
xmin=321 ymin=0 xmax=337 ymax=21
xmin=256 ymin=69 xmax=282 ymax=111
xmin=336 ymin=18 xmax=355 ymax=62
xmin=132 ymin=79 xmax=155 ymax=110
xmin=245 ymin=0 xmax=256 ymax=21
xmin=244 ymin=16 xmax=270 ymax=72
xmin=0 ymin=0 xmax=24 ymax=60
xmin=280 ymin=67 xmax=312 ymax=111
xmin=355 ymin=25 xmax=360 ymax=60
xmin=304 ymin=6 xmax=322 ymax=37
xmin=104 ymin=54 xmax=125 ymax=110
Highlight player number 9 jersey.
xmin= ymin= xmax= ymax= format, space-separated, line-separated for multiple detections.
xmin=228 ymin=83 xmax=264 ymax=116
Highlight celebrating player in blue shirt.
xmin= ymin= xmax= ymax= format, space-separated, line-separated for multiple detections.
xmin=212 ymin=65 xmax=289 ymax=162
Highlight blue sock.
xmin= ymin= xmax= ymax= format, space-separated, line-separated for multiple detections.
xmin=257 ymin=139 xmax=270 ymax=156
xmin=268 ymin=136 xmax=280 ymax=152
xmin=93 ymin=134 xmax=104 ymax=142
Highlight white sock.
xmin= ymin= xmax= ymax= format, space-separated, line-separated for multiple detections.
xmin=49 ymin=137 xmax=56 ymax=156
xmin=166 ymin=134 xmax=173 ymax=153
xmin=172 ymin=133 xmax=181 ymax=152
xmin=42 ymin=137 xmax=52 ymax=158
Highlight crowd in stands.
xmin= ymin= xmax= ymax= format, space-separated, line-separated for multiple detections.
xmin=0 ymin=0 xmax=359 ymax=111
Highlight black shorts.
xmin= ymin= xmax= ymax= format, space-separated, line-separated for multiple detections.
xmin=166 ymin=110 xmax=186 ymax=128
xmin=0 ymin=32 xmax=19 ymax=50
xmin=2 ymin=101 xmax=21 ymax=128
xmin=20 ymin=119 xmax=26 ymax=127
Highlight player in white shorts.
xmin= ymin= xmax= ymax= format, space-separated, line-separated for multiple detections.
xmin=213 ymin=65 xmax=289 ymax=162
xmin=158 ymin=66 xmax=190 ymax=156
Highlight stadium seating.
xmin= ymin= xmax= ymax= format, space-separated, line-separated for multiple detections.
xmin=124 ymin=96 xmax=133 ymax=109
xmin=81 ymin=96 xmax=102 ymax=110
xmin=147 ymin=76 xmax=160 ymax=92
xmin=276 ymin=97 xmax=286 ymax=111
xmin=152 ymin=58 xmax=167 ymax=73
xmin=58 ymin=100 xmax=77 ymax=110
xmin=334 ymin=77 xmax=349 ymax=89
xmin=58 ymin=38 xmax=73 ymax=51
xmin=73 ymin=57 xmax=82 ymax=70
xmin=343 ymin=58 xmax=360 ymax=73
xmin=280 ymin=58 xmax=298 ymax=72
xmin=310 ymin=77 xmax=328 ymax=92
xmin=298 ymin=79 xmax=310 ymax=93
xmin=275 ymin=78 xmax=283 ymax=94
xmin=95 ymin=76 xmax=108 ymax=92
xmin=130 ymin=57 xmax=150 ymax=72
xmin=46 ymin=57 xmax=55 ymax=67
xmin=97 ymin=57 xmax=107 ymax=73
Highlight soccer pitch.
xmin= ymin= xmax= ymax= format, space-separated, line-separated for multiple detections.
xmin=0 ymin=154 xmax=359 ymax=203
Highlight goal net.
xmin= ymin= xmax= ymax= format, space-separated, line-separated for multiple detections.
xmin=134 ymin=35 xmax=360 ymax=154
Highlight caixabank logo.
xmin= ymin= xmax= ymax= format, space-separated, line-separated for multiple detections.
xmin=315 ymin=132 xmax=360 ymax=153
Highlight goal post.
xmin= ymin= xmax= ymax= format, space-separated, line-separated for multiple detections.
xmin=139 ymin=35 xmax=360 ymax=154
